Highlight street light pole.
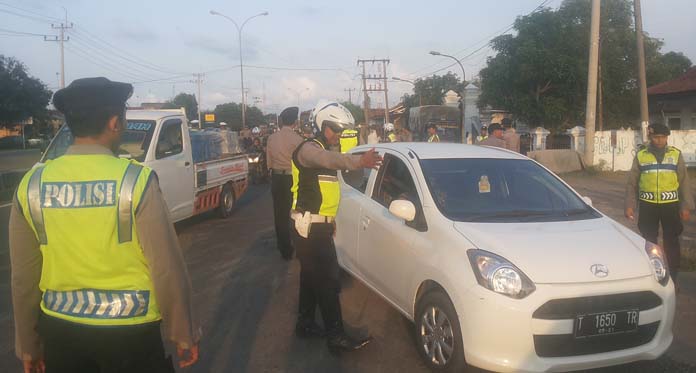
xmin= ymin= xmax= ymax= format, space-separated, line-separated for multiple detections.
xmin=210 ymin=10 xmax=269 ymax=129
xmin=430 ymin=51 xmax=467 ymax=143
xmin=392 ymin=77 xmax=421 ymax=106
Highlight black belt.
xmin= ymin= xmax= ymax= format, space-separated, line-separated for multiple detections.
xmin=272 ymin=169 xmax=292 ymax=175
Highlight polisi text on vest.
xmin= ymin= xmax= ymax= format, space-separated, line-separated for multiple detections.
xmin=41 ymin=181 xmax=117 ymax=208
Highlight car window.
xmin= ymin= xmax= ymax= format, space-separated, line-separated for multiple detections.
xmin=420 ymin=158 xmax=600 ymax=222
xmin=341 ymin=152 xmax=370 ymax=193
xmin=372 ymin=153 xmax=427 ymax=231
xmin=155 ymin=119 xmax=183 ymax=159
xmin=43 ymin=120 xmax=157 ymax=162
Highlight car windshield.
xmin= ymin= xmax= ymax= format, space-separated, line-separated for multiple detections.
xmin=420 ymin=158 xmax=600 ymax=222
xmin=43 ymin=120 xmax=157 ymax=162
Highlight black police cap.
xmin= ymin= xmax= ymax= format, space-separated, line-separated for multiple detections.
xmin=279 ymin=106 xmax=299 ymax=126
xmin=53 ymin=77 xmax=133 ymax=115
xmin=648 ymin=123 xmax=670 ymax=136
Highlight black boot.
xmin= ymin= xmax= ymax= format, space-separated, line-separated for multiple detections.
xmin=326 ymin=333 xmax=372 ymax=354
xmin=295 ymin=321 xmax=325 ymax=339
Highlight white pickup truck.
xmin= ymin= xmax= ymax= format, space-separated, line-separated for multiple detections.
xmin=41 ymin=109 xmax=248 ymax=222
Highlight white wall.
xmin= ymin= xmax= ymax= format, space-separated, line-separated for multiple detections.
xmin=580 ymin=129 xmax=696 ymax=171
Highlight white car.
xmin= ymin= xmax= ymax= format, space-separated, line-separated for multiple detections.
xmin=335 ymin=143 xmax=675 ymax=373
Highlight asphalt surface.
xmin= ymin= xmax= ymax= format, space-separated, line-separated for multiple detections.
xmin=0 ymin=149 xmax=41 ymax=172
xmin=1 ymin=180 xmax=695 ymax=372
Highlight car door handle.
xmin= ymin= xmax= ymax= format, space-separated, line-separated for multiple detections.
xmin=361 ymin=216 xmax=371 ymax=230
xmin=184 ymin=161 xmax=191 ymax=167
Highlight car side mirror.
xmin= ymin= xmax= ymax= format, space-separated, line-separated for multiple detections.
xmin=389 ymin=200 xmax=416 ymax=222
xmin=582 ymin=196 xmax=593 ymax=207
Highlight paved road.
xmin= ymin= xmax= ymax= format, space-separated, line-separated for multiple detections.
xmin=1 ymin=180 xmax=695 ymax=372
xmin=0 ymin=149 xmax=41 ymax=172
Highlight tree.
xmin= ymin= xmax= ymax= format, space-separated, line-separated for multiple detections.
xmin=213 ymin=102 xmax=266 ymax=130
xmin=340 ymin=101 xmax=364 ymax=124
xmin=163 ymin=93 xmax=198 ymax=121
xmin=402 ymin=72 xmax=465 ymax=107
xmin=0 ymin=55 xmax=52 ymax=128
xmin=478 ymin=0 xmax=692 ymax=131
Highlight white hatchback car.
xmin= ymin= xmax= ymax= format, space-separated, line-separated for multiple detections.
xmin=335 ymin=143 xmax=675 ymax=373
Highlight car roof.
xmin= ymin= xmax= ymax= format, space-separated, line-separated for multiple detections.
xmin=126 ymin=109 xmax=185 ymax=121
xmin=352 ymin=142 xmax=529 ymax=160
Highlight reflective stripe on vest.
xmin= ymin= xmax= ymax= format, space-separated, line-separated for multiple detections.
xmin=388 ymin=133 xmax=396 ymax=142
xmin=27 ymin=166 xmax=47 ymax=244
xmin=118 ymin=164 xmax=143 ymax=243
xmin=43 ymin=289 xmax=150 ymax=319
xmin=637 ymin=147 xmax=680 ymax=204
xmin=340 ymin=129 xmax=359 ymax=153
xmin=291 ymin=139 xmax=341 ymax=217
xmin=428 ymin=134 xmax=440 ymax=143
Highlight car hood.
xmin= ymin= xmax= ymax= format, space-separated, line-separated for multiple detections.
xmin=454 ymin=218 xmax=652 ymax=284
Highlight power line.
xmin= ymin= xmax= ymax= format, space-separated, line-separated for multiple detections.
xmin=70 ymin=26 xmax=182 ymax=74
xmin=64 ymin=44 xmax=153 ymax=82
xmin=405 ymin=0 xmax=554 ymax=79
xmin=0 ymin=8 xmax=53 ymax=23
xmin=0 ymin=2 xmax=61 ymax=21
xmin=68 ymin=34 xmax=166 ymax=80
xmin=0 ymin=27 xmax=54 ymax=37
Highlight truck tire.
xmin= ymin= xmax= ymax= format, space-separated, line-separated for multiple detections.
xmin=414 ymin=290 xmax=466 ymax=373
xmin=217 ymin=183 xmax=235 ymax=218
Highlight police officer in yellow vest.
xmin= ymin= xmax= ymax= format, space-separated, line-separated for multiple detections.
xmin=625 ymin=123 xmax=694 ymax=286
xmin=339 ymin=128 xmax=359 ymax=153
xmin=10 ymin=78 xmax=200 ymax=373
xmin=426 ymin=123 xmax=440 ymax=143
xmin=291 ymin=101 xmax=381 ymax=353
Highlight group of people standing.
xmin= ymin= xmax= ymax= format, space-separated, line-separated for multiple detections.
xmin=476 ymin=117 xmax=521 ymax=152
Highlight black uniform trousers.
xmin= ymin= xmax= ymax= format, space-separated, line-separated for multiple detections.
xmin=38 ymin=312 xmax=174 ymax=373
xmin=638 ymin=200 xmax=683 ymax=281
xmin=271 ymin=173 xmax=294 ymax=259
xmin=292 ymin=222 xmax=344 ymax=336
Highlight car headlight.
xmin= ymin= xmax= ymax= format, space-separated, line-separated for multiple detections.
xmin=467 ymin=249 xmax=535 ymax=299
xmin=645 ymin=241 xmax=670 ymax=286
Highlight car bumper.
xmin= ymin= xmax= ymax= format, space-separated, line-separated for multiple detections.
xmin=457 ymin=276 xmax=675 ymax=373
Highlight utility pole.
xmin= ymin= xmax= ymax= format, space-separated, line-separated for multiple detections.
xmin=344 ymin=88 xmax=356 ymax=104
xmin=360 ymin=62 xmax=370 ymax=126
xmin=192 ymin=73 xmax=204 ymax=129
xmin=45 ymin=9 xmax=72 ymax=89
xmin=357 ymin=59 xmax=391 ymax=126
xmin=634 ymin=0 xmax=650 ymax=142
xmin=583 ymin=0 xmax=601 ymax=166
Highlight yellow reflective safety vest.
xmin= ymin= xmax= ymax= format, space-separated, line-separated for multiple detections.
xmin=428 ymin=134 xmax=440 ymax=143
xmin=339 ymin=129 xmax=359 ymax=154
xmin=291 ymin=139 xmax=340 ymax=217
xmin=16 ymin=153 xmax=161 ymax=326
xmin=637 ymin=146 xmax=681 ymax=204
xmin=387 ymin=132 xmax=397 ymax=143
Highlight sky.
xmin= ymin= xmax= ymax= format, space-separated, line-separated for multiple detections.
xmin=1 ymin=0 xmax=695 ymax=114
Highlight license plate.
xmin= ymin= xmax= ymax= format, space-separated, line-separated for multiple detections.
xmin=574 ymin=309 xmax=639 ymax=338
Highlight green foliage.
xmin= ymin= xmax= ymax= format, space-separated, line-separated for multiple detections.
xmin=0 ymin=55 xmax=52 ymax=128
xmin=402 ymin=72 xmax=465 ymax=107
xmin=478 ymin=0 xmax=692 ymax=132
xmin=213 ymin=102 xmax=265 ymax=130
xmin=163 ymin=93 xmax=198 ymax=121
xmin=340 ymin=101 xmax=364 ymax=124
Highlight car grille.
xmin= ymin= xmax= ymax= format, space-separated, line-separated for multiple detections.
xmin=533 ymin=291 xmax=662 ymax=320
xmin=534 ymin=322 xmax=660 ymax=357
xmin=532 ymin=292 xmax=663 ymax=357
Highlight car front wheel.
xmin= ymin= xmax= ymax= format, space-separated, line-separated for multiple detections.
xmin=415 ymin=290 xmax=467 ymax=372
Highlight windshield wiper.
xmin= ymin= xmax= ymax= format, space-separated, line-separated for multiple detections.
xmin=466 ymin=210 xmax=551 ymax=221
xmin=562 ymin=208 xmax=590 ymax=216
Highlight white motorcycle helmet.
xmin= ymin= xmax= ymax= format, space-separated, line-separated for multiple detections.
xmin=251 ymin=126 xmax=261 ymax=135
xmin=384 ymin=122 xmax=395 ymax=132
xmin=310 ymin=100 xmax=355 ymax=134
